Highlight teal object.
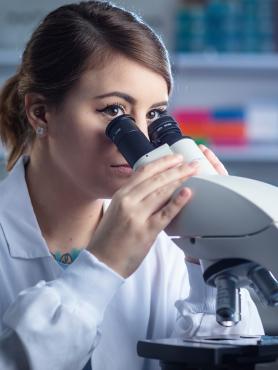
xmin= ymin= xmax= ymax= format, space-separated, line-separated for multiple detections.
xmin=174 ymin=0 xmax=275 ymax=54
xmin=52 ymin=248 xmax=83 ymax=264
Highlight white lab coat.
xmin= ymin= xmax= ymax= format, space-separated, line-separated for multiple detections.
xmin=0 ymin=156 xmax=264 ymax=370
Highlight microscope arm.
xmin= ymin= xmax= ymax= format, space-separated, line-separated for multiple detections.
xmin=166 ymin=174 xmax=278 ymax=279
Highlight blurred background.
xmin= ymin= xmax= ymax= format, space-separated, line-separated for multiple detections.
xmin=0 ymin=0 xmax=278 ymax=345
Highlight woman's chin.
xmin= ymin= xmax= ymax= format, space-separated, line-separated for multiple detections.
xmin=102 ymin=178 xmax=130 ymax=198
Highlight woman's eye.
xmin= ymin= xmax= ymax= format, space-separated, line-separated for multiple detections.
xmin=147 ymin=109 xmax=167 ymax=122
xmin=97 ymin=104 xmax=125 ymax=118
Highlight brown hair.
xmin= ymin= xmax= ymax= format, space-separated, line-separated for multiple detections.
xmin=0 ymin=1 xmax=173 ymax=171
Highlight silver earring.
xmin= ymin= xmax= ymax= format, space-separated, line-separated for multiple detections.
xmin=36 ymin=125 xmax=47 ymax=138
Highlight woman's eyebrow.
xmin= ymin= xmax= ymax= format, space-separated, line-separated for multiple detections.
xmin=150 ymin=101 xmax=168 ymax=109
xmin=94 ymin=91 xmax=135 ymax=104
xmin=94 ymin=91 xmax=168 ymax=109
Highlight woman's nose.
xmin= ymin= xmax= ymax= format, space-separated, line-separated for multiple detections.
xmin=133 ymin=115 xmax=149 ymax=139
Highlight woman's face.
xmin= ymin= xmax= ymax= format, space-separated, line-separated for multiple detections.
xmin=45 ymin=54 xmax=169 ymax=199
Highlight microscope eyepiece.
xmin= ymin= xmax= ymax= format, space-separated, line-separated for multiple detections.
xmin=105 ymin=114 xmax=155 ymax=168
xmin=148 ymin=115 xmax=188 ymax=147
xmin=149 ymin=115 xmax=218 ymax=175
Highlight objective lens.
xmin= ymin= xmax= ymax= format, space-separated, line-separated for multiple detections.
xmin=105 ymin=114 xmax=155 ymax=168
xmin=214 ymin=274 xmax=241 ymax=327
xmin=148 ymin=115 xmax=188 ymax=147
xmin=248 ymin=265 xmax=278 ymax=306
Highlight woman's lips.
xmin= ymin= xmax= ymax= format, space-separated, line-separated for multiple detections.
xmin=110 ymin=164 xmax=133 ymax=175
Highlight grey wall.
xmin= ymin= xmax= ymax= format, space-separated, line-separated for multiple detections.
xmin=0 ymin=0 xmax=176 ymax=51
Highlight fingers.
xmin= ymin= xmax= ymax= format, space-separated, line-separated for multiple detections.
xmin=129 ymin=161 xmax=199 ymax=204
xmin=199 ymin=144 xmax=228 ymax=175
xmin=123 ymin=154 xmax=184 ymax=192
xmin=141 ymin=180 xmax=190 ymax=218
xmin=149 ymin=186 xmax=192 ymax=230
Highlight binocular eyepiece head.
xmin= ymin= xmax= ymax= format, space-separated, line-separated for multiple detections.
xmin=105 ymin=114 xmax=184 ymax=167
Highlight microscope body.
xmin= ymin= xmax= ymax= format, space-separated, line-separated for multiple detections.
xmin=106 ymin=114 xmax=278 ymax=326
xmin=134 ymin=139 xmax=278 ymax=324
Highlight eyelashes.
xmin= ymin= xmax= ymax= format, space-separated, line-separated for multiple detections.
xmin=96 ymin=103 xmax=168 ymax=122
xmin=146 ymin=108 xmax=168 ymax=121
xmin=96 ymin=103 xmax=126 ymax=118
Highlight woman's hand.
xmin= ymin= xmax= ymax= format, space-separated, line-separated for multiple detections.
xmin=88 ymin=155 xmax=199 ymax=278
xmin=199 ymin=144 xmax=228 ymax=175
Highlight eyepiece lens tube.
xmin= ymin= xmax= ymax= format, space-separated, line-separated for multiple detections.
xmin=149 ymin=114 xmax=218 ymax=175
xmin=148 ymin=115 xmax=185 ymax=147
xmin=214 ymin=274 xmax=241 ymax=327
xmin=105 ymin=114 xmax=155 ymax=168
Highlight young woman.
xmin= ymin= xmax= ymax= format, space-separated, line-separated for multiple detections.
xmin=0 ymin=1 xmax=263 ymax=369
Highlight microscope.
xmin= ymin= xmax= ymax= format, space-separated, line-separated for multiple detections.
xmin=106 ymin=114 xmax=278 ymax=370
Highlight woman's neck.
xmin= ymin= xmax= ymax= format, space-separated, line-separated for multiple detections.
xmin=25 ymin=155 xmax=104 ymax=255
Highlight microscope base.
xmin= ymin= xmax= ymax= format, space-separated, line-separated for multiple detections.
xmin=137 ymin=336 xmax=278 ymax=370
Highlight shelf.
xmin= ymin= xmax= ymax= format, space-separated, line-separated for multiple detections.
xmin=173 ymin=53 xmax=278 ymax=72
xmin=212 ymin=144 xmax=278 ymax=162
xmin=1 ymin=50 xmax=278 ymax=71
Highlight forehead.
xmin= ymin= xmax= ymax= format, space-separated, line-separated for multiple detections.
xmin=76 ymin=55 xmax=169 ymax=103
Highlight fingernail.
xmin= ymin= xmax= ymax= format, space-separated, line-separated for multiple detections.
xmin=179 ymin=187 xmax=191 ymax=198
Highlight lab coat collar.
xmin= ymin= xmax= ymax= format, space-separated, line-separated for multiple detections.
xmin=0 ymin=156 xmax=51 ymax=259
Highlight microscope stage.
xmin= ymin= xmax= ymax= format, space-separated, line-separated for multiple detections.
xmin=137 ymin=336 xmax=278 ymax=369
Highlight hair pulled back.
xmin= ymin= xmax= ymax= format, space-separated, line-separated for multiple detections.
xmin=0 ymin=1 xmax=173 ymax=171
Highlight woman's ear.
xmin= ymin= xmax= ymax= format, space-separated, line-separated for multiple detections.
xmin=25 ymin=93 xmax=49 ymax=138
xmin=25 ymin=93 xmax=48 ymax=126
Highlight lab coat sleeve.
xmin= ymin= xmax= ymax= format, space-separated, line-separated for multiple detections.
xmin=0 ymin=329 xmax=30 ymax=370
xmin=173 ymin=261 xmax=265 ymax=337
xmin=1 ymin=250 xmax=124 ymax=370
